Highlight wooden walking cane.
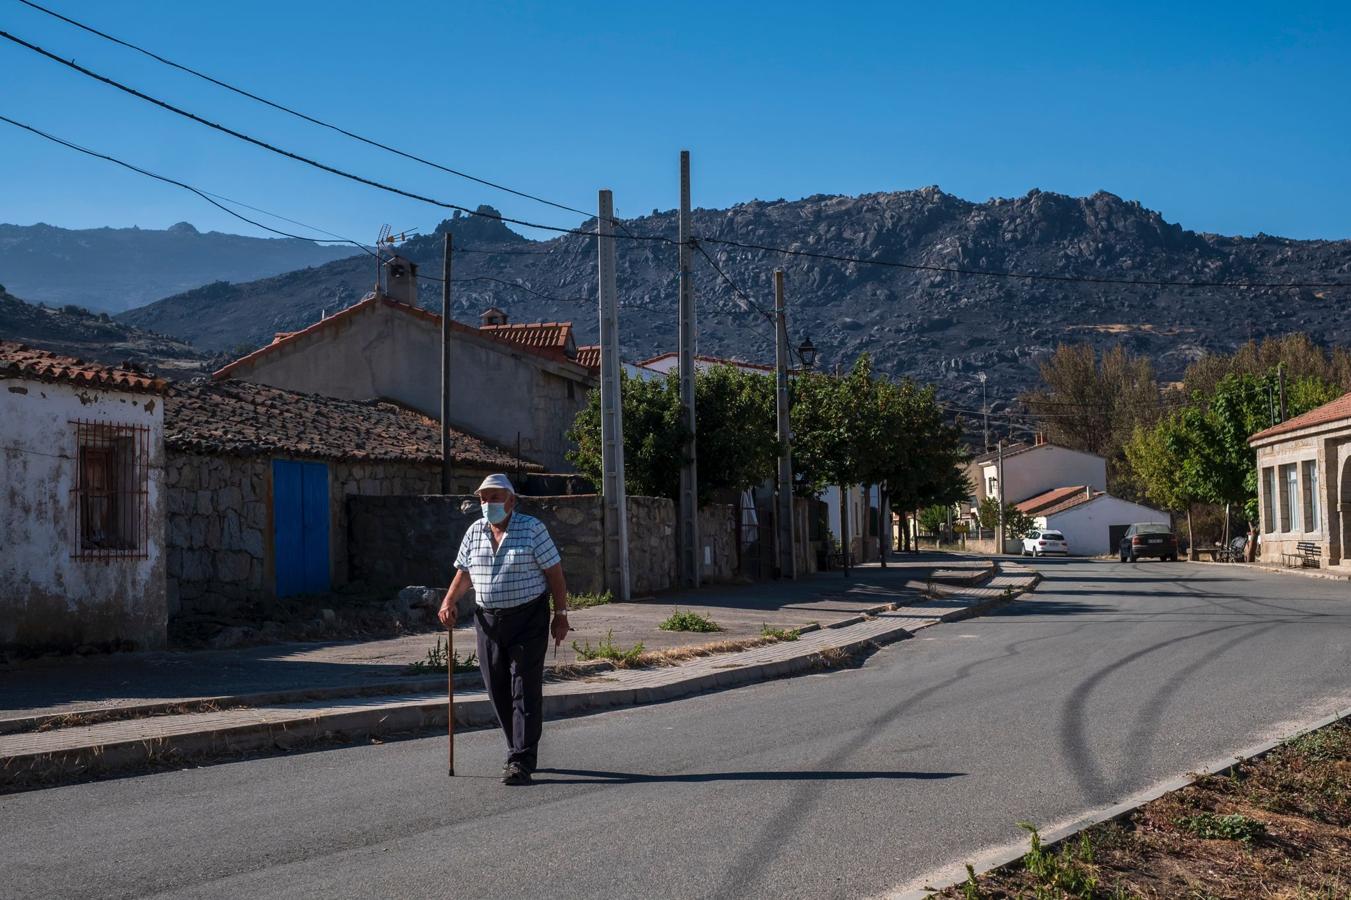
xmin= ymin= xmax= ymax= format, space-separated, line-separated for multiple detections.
xmin=447 ymin=624 xmax=455 ymax=777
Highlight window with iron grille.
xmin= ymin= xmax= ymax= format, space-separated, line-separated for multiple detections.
xmin=71 ymin=420 xmax=150 ymax=559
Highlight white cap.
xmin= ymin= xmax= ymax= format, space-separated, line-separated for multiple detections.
xmin=474 ymin=473 xmax=516 ymax=495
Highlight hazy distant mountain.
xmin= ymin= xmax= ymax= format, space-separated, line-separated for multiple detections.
xmin=118 ymin=193 xmax=1351 ymax=408
xmin=0 ymin=221 xmax=358 ymax=313
xmin=0 ymin=286 xmax=210 ymax=378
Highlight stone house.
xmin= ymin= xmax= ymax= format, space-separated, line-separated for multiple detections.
xmin=1 ymin=341 xmax=168 ymax=654
xmin=162 ymin=379 xmax=541 ymax=620
xmin=211 ymin=285 xmax=595 ymax=471
xmin=1249 ymin=390 xmax=1351 ymax=570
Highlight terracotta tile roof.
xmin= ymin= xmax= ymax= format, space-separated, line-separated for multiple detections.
xmin=574 ymin=344 xmax=600 ymax=371
xmin=212 ymin=295 xmax=589 ymax=380
xmin=0 ymin=340 xmax=167 ymax=394
xmin=1249 ymin=390 xmax=1351 ymax=443
xmin=1015 ymin=485 xmax=1098 ymax=515
xmin=478 ymin=321 xmax=576 ymax=362
xmin=165 ymin=380 xmax=541 ymax=470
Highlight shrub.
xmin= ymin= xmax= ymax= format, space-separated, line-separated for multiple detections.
xmin=659 ymin=609 xmax=722 ymax=632
xmin=572 ymin=629 xmax=644 ymax=665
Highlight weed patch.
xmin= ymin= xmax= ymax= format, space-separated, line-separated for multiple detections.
xmin=572 ymin=629 xmax=644 ymax=665
xmin=562 ymin=591 xmax=613 ymax=610
xmin=760 ymin=624 xmax=800 ymax=641
xmin=658 ymin=609 xmax=722 ymax=632
xmin=1177 ymin=812 xmax=1267 ymax=844
xmin=404 ymin=636 xmax=477 ymax=675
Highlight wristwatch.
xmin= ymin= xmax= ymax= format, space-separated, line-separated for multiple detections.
xmin=554 ymin=609 xmax=569 ymax=617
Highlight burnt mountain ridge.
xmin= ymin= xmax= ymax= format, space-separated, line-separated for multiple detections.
xmin=117 ymin=189 xmax=1351 ymax=411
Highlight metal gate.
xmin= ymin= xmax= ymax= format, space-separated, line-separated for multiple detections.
xmin=272 ymin=459 xmax=331 ymax=596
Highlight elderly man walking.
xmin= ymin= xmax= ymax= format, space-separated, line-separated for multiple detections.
xmin=438 ymin=474 xmax=571 ymax=785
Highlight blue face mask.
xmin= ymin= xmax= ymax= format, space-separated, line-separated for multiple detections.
xmin=482 ymin=502 xmax=509 ymax=525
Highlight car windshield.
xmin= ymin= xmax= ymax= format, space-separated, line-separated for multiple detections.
xmin=1041 ymin=532 xmax=1064 ymax=541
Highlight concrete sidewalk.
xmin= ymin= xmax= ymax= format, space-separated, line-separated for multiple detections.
xmin=0 ymin=553 xmax=987 ymax=728
xmin=0 ymin=561 xmax=1037 ymax=791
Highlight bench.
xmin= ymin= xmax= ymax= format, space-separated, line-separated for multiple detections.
xmin=1281 ymin=541 xmax=1321 ymax=568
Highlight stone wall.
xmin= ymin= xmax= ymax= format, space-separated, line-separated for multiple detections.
xmin=350 ymin=493 xmax=696 ymax=597
xmin=627 ymin=496 xmax=676 ymax=595
xmin=165 ymin=452 xmax=448 ymax=619
xmin=698 ymin=504 xmax=737 ymax=583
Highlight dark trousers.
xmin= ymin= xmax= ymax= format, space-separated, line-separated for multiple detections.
xmin=474 ymin=593 xmax=550 ymax=770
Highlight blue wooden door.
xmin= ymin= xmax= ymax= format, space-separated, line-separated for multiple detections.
xmin=272 ymin=459 xmax=331 ymax=596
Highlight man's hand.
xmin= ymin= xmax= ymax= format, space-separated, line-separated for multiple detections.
xmin=551 ymin=613 xmax=571 ymax=645
xmin=438 ymin=603 xmax=457 ymax=629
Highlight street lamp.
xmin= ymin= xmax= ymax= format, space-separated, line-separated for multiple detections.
xmin=797 ymin=336 xmax=817 ymax=371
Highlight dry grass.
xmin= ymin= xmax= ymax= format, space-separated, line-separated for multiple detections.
xmin=930 ymin=720 xmax=1351 ymax=898
xmin=630 ymin=636 xmax=781 ymax=668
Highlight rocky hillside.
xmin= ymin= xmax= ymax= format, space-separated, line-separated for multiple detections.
xmin=0 ymin=287 xmax=211 ymax=377
xmin=0 ymin=221 xmax=357 ymax=313
xmin=118 ymin=191 xmax=1351 ymax=407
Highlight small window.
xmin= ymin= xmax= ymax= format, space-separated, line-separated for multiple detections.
xmin=1261 ymin=467 xmax=1276 ymax=534
xmin=72 ymin=420 xmax=150 ymax=559
xmin=1279 ymin=464 xmax=1298 ymax=533
xmin=1303 ymin=460 xmax=1320 ymax=533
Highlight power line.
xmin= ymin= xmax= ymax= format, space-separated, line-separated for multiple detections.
xmin=0 ymin=114 xmax=609 ymax=314
xmin=9 ymin=29 xmax=1347 ymax=293
xmin=0 ymin=113 xmax=371 ymax=251
xmin=14 ymin=0 xmax=600 ymax=223
xmin=0 ymin=29 xmax=674 ymax=245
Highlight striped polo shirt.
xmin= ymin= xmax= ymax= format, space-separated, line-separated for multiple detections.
xmin=454 ymin=512 xmax=562 ymax=609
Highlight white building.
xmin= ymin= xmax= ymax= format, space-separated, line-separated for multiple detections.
xmin=1016 ymin=486 xmax=1170 ymax=556
xmin=980 ymin=440 xmax=1107 ymax=509
xmin=1 ymin=341 xmax=168 ymax=655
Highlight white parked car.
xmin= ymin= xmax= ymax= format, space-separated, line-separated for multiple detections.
xmin=1022 ymin=530 xmax=1069 ymax=557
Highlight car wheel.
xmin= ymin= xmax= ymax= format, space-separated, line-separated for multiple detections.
xmin=1128 ymin=553 xmax=1136 ymax=563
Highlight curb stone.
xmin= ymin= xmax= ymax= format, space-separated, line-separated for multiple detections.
xmin=0 ymin=567 xmax=1039 ymax=792
xmin=892 ymin=701 xmax=1351 ymax=899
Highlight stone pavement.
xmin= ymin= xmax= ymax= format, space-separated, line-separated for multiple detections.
xmin=0 ymin=553 xmax=987 ymax=728
xmin=0 ymin=562 xmax=1037 ymax=791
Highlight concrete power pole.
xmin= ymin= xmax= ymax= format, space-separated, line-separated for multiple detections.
xmin=773 ymin=269 xmax=796 ymax=579
xmin=440 ymin=232 xmax=453 ymax=494
xmin=996 ymin=439 xmax=1006 ymax=554
xmin=597 ymin=190 xmax=631 ymax=601
xmin=677 ymin=150 xmax=700 ymax=588
xmin=1277 ymin=363 xmax=1288 ymax=422
xmin=978 ymin=371 xmax=989 ymax=453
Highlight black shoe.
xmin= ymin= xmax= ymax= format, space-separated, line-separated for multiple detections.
xmin=502 ymin=763 xmax=531 ymax=786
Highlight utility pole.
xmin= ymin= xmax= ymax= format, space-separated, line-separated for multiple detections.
xmin=677 ymin=150 xmax=700 ymax=588
xmin=978 ymin=371 xmax=989 ymax=453
xmin=773 ymin=269 xmax=796 ymax=579
xmin=1277 ymin=363 xmax=1288 ymax=422
xmin=439 ymin=233 xmax=453 ymax=494
xmin=597 ymin=190 xmax=631 ymax=602
xmin=996 ymin=439 xmax=1006 ymax=554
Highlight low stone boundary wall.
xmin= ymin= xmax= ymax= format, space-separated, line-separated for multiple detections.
xmin=350 ymin=494 xmax=702 ymax=596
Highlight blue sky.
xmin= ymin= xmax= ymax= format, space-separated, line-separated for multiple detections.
xmin=3 ymin=1 xmax=1349 ymax=241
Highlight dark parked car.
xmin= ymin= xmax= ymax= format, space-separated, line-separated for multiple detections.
xmin=1120 ymin=523 xmax=1178 ymax=562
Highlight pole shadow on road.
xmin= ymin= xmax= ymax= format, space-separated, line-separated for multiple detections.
xmin=529 ymin=768 xmax=964 ymax=785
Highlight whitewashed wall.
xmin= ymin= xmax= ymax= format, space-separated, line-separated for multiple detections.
xmin=984 ymin=445 xmax=1107 ymax=505
xmin=1039 ymin=496 xmax=1170 ymax=556
xmin=0 ymin=377 xmax=166 ymax=653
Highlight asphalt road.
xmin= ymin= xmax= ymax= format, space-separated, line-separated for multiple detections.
xmin=5 ymin=560 xmax=1350 ymax=899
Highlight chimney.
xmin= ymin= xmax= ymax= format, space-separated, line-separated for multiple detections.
xmin=383 ymin=255 xmax=419 ymax=307
xmin=480 ymin=307 xmax=509 ymax=327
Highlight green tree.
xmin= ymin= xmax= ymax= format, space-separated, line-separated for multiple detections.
xmin=974 ymin=496 xmax=1034 ymax=540
xmin=566 ymin=366 xmax=778 ymax=502
xmin=917 ymin=505 xmax=950 ymax=537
